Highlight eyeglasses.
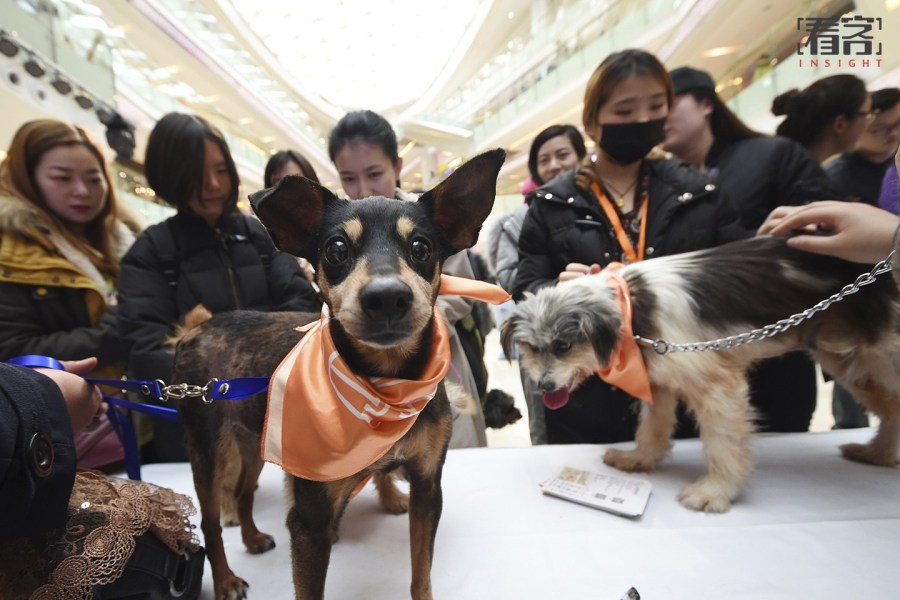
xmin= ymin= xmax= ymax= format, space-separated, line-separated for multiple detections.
xmin=854 ymin=111 xmax=876 ymax=122
xmin=868 ymin=119 xmax=900 ymax=137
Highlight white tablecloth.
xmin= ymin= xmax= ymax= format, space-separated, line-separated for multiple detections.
xmin=141 ymin=429 xmax=900 ymax=599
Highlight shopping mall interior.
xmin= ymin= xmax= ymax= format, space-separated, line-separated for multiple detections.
xmin=4 ymin=2 xmax=900 ymax=598
xmin=3 ymin=0 xmax=899 ymax=435
xmin=2 ymin=0 xmax=897 ymax=219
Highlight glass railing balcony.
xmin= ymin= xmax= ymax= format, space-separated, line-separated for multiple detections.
xmin=151 ymin=0 xmax=331 ymax=154
xmin=424 ymin=0 xmax=677 ymax=131
xmin=3 ymin=0 xmax=272 ymax=173
xmin=468 ymin=0 xmax=690 ymax=146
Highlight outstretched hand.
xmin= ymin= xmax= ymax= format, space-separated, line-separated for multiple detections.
xmin=758 ymin=201 xmax=899 ymax=264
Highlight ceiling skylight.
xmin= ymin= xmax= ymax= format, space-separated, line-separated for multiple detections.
xmin=229 ymin=0 xmax=482 ymax=113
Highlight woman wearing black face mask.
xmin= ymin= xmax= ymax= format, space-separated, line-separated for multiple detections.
xmin=514 ymin=49 xmax=745 ymax=445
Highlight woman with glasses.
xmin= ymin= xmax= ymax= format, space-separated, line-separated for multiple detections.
xmin=820 ymin=87 xmax=900 ymax=428
xmin=826 ymin=88 xmax=900 ymax=207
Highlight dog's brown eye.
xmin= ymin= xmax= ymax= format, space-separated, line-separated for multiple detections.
xmin=553 ymin=340 xmax=571 ymax=355
xmin=324 ymin=239 xmax=350 ymax=265
xmin=410 ymin=238 xmax=432 ymax=262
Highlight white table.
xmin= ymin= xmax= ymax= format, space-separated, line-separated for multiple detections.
xmin=141 ymin=429 xmax=900 ymax=599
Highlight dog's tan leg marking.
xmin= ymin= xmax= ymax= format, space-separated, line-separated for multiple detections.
xmin=236 ymin=450 xmax=276 ymax=553
xmin=677 ymin=376 xmax=755 ymax=513
xmin=220 ymin=444 xmax=241 ymax=527
xmin=375 ymin=470 xmax=409 ymax=514
xmin=821 ymin=348 xmax=900 ymax=466
xmin=604 ymin=386 xmax=678 ymax=472
xmin=199 ymin=441 xmax=248 ymax=600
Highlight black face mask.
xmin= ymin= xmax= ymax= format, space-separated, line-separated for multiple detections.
xmin=598 ymin=117 xmax=667 ymax=165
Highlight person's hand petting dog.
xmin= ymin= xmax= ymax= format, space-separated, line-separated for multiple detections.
xmin=558 ymin=262 xmax=604 ymax=283
xmin=35 ymin=357 xmax=105 ymax=434
xmin=758 ymin=201 xmax=899 ymax=264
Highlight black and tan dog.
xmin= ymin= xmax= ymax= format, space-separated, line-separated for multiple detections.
xmin=172 ymin=149 xmax=505 ymax=599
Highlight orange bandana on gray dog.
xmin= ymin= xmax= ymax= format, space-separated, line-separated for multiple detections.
xmin=262 ymin=275 xmax=510 ymax=481
xmin=594 ymin=264 xmax=653 ymax=404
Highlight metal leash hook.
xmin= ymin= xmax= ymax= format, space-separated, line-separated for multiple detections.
xmin=161 ymin=378 xmax=220 ymax=403
xmin=634 ymin=251 xmax=895 ymax=355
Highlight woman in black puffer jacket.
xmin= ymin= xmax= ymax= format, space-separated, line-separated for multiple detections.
xmin=118 ymin=113 xmax=319 ymax=462
xmin=514 ymin=50 xmax=746 ymax=444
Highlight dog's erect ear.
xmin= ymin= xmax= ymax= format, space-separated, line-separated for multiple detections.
xmin=417 ymin=148 xmax=506 ymax=251
xmin=249 ymin=175 xmax=339 ymax=259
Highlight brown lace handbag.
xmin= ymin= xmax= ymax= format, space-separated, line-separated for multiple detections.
xmin=0 ymin=471 xmax=203 ymax=600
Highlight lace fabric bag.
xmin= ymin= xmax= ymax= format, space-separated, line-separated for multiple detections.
xmin=0 ymin=471 xmax=203 ymax=600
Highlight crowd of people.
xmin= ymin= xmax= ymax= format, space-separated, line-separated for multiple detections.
xmin=2 ymin=42 xmax=899 ymax=596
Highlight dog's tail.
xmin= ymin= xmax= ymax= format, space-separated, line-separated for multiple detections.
xmin=164 ymin=304 xmax=214 ymax=347
xmin=444 ymin=380 xmax=478 ymax=415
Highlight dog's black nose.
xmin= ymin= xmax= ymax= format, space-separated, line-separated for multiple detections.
xmin=538 ymin=380 xmax=557 ymax=392
xmin=360 ymin=278 xmax=413 ymax=322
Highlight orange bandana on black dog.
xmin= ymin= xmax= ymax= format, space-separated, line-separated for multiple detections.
xmin=262 ymin=275 xmax=510 ymax=480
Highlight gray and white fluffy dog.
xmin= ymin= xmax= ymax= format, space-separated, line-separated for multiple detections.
xmin=502 ymin=235 xmax=900 ymax=512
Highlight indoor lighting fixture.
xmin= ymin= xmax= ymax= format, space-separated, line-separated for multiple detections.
xmin=700 ymin=45 xmax=741 ymax=58
xmin=74 ymin=90 xmax=94 ymax=109
xmin=95 ymin=103 xmax=116 ymax=125
xmin=23 ymin=54 xmax=45 ymax=78
xmin=103 ymin=110 xmax=136 ymax=160
xmin=51 ymin=73 xmax=72 ymax=95
xmin=0 ymin=33 xmax=18 ymax=57
xmin=398 ymin=140 xmax=416 ymax=157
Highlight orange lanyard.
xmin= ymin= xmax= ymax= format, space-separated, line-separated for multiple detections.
xmin=590 ymin=182 xmax=648 ymax=264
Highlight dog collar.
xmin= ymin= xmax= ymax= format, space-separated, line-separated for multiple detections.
xmin=262 ymin=274 xmax=510 ymax=481
xmin=594 ymin=264 xmax=654 ymax=404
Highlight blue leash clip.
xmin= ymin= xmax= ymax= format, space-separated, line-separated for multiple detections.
xmin=6 ymin=355 xmax=270 ymax=481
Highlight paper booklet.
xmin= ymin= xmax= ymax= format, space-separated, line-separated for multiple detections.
xmin=539 ymin=466 xmax=652 ymax=517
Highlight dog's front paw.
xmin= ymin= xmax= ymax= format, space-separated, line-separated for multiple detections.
xmin=603 ymin=448 xmax=659 ymax=472
xmin=840 ymin=442 xmax=900 ymax=467
xmin=677 ymin=477 xmax=736 ymax=513
xmin=215 ymin=574 xmax=249 ymax=600
xmin=242 ymin=531 xmax=276 ymax=554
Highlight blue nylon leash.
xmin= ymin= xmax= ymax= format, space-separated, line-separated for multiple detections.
xmin=6 ymin=355 xmax=271 ymax=481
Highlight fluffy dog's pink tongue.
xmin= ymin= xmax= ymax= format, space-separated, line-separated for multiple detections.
xmin=543 ymin=388 xmax=570 ymax=410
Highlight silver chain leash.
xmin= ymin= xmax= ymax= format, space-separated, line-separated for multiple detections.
xmin=158 ymin=378 xmax=222 ymax=403
xmin=634 ymin=251 xmax=895 ymax=355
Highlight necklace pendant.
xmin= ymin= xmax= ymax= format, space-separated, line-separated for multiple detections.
xmin=616 ymin=196 xmax=625 ymax=208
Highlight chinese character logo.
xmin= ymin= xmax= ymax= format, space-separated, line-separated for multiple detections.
xmin=797 ymin=16 xmax=882 ymax=56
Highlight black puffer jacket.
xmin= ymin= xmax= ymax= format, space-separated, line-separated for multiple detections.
xmin=707 ymin=135 xmax=839 ymax=228
xmin=118 ymin=209 xmax=318 ymax=462
xmin=515 ymin=159 xmax=746 ymax=298
xmin=118 ymin=210 xmax=319 ymax=384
